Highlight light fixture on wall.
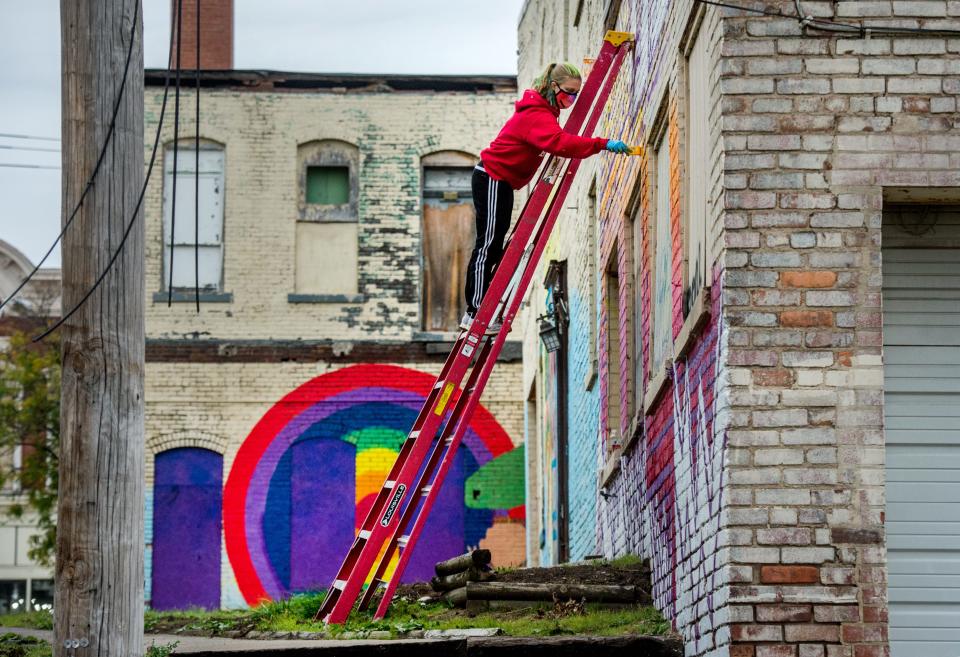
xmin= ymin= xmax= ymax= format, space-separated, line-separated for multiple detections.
xmin=539 ymin=260 xmax=569 ymax=353
xmin=538 ymin=313 xmax=562 ymax=352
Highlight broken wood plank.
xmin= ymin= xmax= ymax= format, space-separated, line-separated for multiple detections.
xmin=435 ymin=549 xmax=492 ymax=576
xmin=465 ymin=582 xmax=638 ymax=603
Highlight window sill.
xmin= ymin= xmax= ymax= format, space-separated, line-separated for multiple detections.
xmin=599 ymin=447 xmax=622 ymax=489
xmin=153 ymin=291 xmax=232 ymax=303
xmin=412 ymin=331 xmax=460 ymax=342
xmin=673 ymin=286 xmax=711 ymax=362
xmin=287 ymin=293 xmax=365 ymax=304
xmin=624 ymin=411 xmax=644 ymax=453
xmin=584 ymin=360 xmax=597 ymax=391
xmin=643 ymin=361 xmax=672 ymax=416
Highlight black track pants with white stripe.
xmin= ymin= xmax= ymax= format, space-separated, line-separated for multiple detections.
xmin=464 ymin=166 xmax=514 ymax=315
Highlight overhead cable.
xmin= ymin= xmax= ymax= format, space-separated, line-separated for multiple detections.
xmin=34 ymin=4 xmax=174 ymax=341
xmin=0 ymin=0 xmax=141 ymax=312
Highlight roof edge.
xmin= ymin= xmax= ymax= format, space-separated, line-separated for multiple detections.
xmin=144 ymin=69 xmax=518 ymax=93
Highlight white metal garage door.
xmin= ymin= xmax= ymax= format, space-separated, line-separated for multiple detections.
xmin=883 ymin=238 xmax=960 ymax=657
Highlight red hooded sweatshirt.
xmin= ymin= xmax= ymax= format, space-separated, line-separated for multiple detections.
xmin=480 ymin=89 xmax=608 ymax=190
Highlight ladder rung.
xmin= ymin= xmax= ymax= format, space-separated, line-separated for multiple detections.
xmin=384 ymin=480 xmax=396 ymax=489
xmin=358 ymin=530 xmax=371 ymax=540
xmin=398 ymin=535 xmax=410 ymax=547
xmin=444 ymin=437 xmax=453 ymax=445
xmin=421 ymin=485 xmax=432 ymax=495
xmin=407 ymin=431 xmax=419 ymax=441
xmin=333 ymin=579 xmax=347 ymax=590
xmin=433 ymin=380 xmax=444 ymax=389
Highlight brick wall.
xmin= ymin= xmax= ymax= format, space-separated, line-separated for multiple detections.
xmin=171 ymin=0 xmax=234 ymax=70
xmin=521 ymin=0 xmax=960 ymax=655
xmin=720 ymin=2 xmax=960 ymax=656
xmin=144 ymin=81 xmax=515 ymax=341
xmin=142 ymin=78 xmax=528 ymax=607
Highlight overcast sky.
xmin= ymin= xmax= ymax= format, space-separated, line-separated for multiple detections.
xmin=0 ymin=0 xmax=523 ymax=268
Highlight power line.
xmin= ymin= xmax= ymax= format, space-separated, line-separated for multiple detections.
xmin=0 ymin=133 xmax=60 ymax=143
xmin=696 ymin=0 xmax=960 ymax=36
xmin=194 ymin=0 xmax=202 ymax=312
xmin=0 ymin=145 xmax=60 ymax=153
xmin=168 ymin=0 xmax=185 ymax=307
xmin=35 ymin=9 xmax=176 ymax=343
xmin=0 ymin=0 xmax=140 ymax=313
xmin=0 ymin=163 xmax=60 ymax=170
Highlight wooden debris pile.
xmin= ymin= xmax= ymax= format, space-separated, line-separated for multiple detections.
xmin=431 ymin=550 xmax=645 ymax=611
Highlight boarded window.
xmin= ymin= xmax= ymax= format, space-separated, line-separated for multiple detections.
xmin=295 ymin=141 xmax=360 ymax=296
xmin=306 ymin=166 xmax=350 ymax=205
xmin=586 ymin=180 xmax=599 ymax=386
xmin=162 ymin=144 xmax=224 ymax=291
xmin=295 ymin=223 xmax=358 ymax=295
xmin=421 ymin=152 xmax=476 ymax=332
xmin=605 ymin=250 xmax=621 ymax=452
xmin=685 ymin=25 xmax=710 ymax=314
xmin=651 ymin=129 xmax=673 ymax=373
xmin=629 ymin=180 xmax=644 ymax=414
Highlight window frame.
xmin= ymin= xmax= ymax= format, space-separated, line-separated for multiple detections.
xmin=159 ymin=139 xmax=226 ymax=297
xmin=297 ymin=140 xmax=359 ymax=223
xmin=674 ymin=5 xmax=712 ymax=361
xmin=644 ymin=96 xmax=673 ymax=416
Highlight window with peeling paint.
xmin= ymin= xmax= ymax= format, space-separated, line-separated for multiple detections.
xmin=162 ymin=142 xmax=225 ymax=292
xmin=684 ymin=23 xmax=710 ymax=316
xmin=421 ymin=151 xmax=478 ymax=332
xmin=651 ymin=126 xmax=673 ymax=375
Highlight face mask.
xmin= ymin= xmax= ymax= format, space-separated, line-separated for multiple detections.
xmin=556 ymin=91 xmax=575 ymax=109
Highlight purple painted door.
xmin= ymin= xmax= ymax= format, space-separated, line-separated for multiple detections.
xmin=152 ymin=448 xmax=223 ymax=610
xmin=288 ymin=438 xmax=356 ymax=591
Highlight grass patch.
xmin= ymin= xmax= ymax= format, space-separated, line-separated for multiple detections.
xmin=0 ymin=596 xmax=668 ymax=640
xmin=0 ymin=614 xmax=52 ymax=632
xmin=0 ymin=633 xmax=50 ymax=657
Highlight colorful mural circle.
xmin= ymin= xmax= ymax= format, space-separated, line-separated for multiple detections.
xmin=223 ymin=364 xmax=520 ymax=605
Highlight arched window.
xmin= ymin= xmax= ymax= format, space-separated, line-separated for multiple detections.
xmin=151 ymin=448 xmax=222 ymax=610
xmin=291 ymin=140 xmax=361 ymax=301
xmin=421 ymin=150 xmax=478 ymax=332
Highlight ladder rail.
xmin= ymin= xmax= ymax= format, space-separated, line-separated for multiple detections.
xmin=356 ymin=338 xmax=496 ymax=611
xmin=317 ymin=32 xmax=633 ymax=625
xmin=315 ymin=331 xmax=469 ymax=619
xmin=369 ymin=43 xmax=630 ymax=618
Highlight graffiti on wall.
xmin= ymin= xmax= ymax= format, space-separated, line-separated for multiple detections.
xmin=220 ymin=364 xmax=525 ymax=605
xmin=588 ymin=0 xmax=729 ymax=649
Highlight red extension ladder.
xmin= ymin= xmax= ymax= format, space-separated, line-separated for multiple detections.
xmin=316 ymin=30 xmax=635 ymax=624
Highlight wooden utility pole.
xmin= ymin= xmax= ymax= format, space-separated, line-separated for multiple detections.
xmin=57 ymin=1 xmax=145 ymax=656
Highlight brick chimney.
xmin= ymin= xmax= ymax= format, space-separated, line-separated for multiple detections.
xmin=171 ymin=0 xmax=234 ymax=70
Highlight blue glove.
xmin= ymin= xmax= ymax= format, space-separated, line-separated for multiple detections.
xmin=606 ymin=139 xmax=630 ymax=154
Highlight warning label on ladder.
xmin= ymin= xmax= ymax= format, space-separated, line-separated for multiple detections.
xmin=434 ymin=382 xmax=455 ymax=415
xmin=381 ymin=484 xmax=406 ymax=527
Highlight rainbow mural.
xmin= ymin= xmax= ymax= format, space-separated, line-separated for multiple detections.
xmin=222 ymin=364 xmax=524 ymax=606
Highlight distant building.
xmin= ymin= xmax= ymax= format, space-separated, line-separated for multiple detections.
xmin=0 ymin=239 xmax=60 ymax=321
xmin=142 ymin=2 xmax=525 ymax=610
xmin=0 ymin=239 xmax=58 ymax=613
xmin=518 ymin=1 xmax=960 ymax=656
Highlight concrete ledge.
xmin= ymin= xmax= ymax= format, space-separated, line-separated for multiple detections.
xmin=177 ymin=635 xmax=682 ymax=657
xmin=153 ymin=291 xmax=233 ymax=303
xmin=287 ymin=293 xmax=365 ymax=304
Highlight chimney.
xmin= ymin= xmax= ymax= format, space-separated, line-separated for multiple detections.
xmin=171 ymin=0 xmax=234 ymax=70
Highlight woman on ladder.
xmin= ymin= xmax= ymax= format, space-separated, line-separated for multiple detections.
xmin=461 ymin=61 xmax=631 ymax=334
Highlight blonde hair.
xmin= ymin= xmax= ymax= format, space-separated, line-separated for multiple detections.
xmin=532 ymin=62 xmax=582 ymax=108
